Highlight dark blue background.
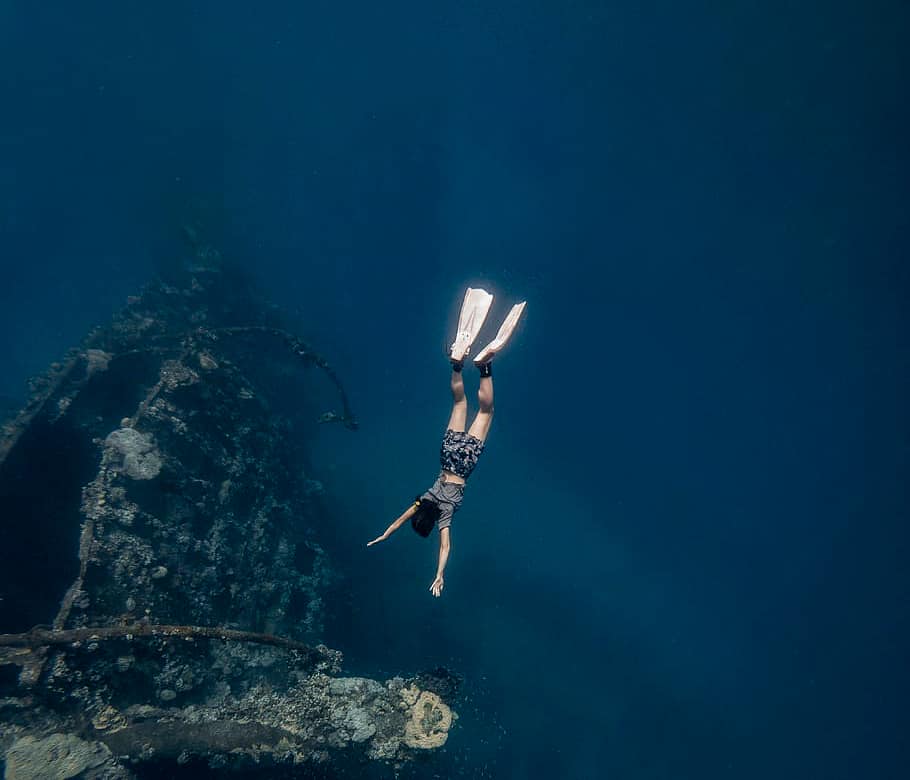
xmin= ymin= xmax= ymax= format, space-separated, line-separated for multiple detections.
xmin=1 ymin=2 xmax=907 ymax=777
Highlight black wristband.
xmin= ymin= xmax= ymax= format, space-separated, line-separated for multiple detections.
xmin=450 ymin=359 xmax=464 ymax=373
xmin=478 ymin=361 xmax=493 ymax=378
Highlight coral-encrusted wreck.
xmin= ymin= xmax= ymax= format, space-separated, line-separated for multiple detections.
xmin=0 ymin=244 xmax=457 ymax=777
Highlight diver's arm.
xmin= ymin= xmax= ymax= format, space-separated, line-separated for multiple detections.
xmin=367 ymin=503 xmax=417 ymax=546
xmin=429 ymin=527 xmax=451 ymax=597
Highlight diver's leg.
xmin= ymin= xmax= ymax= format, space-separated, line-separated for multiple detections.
xmin=467 ymin=363 xmax=494 ymax=442
xmin=446 ymin=363 xmax=468 ymax=433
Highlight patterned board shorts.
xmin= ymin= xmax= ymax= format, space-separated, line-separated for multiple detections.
xmin=439 ymin=428 xmax=485 ymax=480
xmin=418 ymin=429 xmax=485 ymax=531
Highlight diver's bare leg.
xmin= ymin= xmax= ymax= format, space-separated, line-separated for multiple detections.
xmin=468 ymin=364 xmax=494 ymax=442
xmin=446 ymin=364 xmax=468 ymax=432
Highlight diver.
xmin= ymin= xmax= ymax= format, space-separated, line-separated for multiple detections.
xmin=367 ymin=288 xmax=526 ymax=597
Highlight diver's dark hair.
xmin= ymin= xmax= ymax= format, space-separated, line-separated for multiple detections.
xmin=410 ymin=497 xmax=440 ymax=538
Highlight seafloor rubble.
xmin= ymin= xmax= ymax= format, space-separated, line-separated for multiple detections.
xmin=0 ymin=240 xmax=458 ymax=777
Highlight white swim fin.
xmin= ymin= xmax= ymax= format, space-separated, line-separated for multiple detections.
xmin=450 ymin=288 xmax=494 ymax=361
xmin=473 ymin=301 xmax=526 ymax=364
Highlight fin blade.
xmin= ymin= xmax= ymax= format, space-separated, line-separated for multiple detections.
xmin=451 ymin=287 xmax=494 ymax=360
xmin=473 ymin=301 xmax=526 ymax=363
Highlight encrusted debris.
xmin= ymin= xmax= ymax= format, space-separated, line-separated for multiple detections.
xmin=3 ymin=733 xmax=124 ymax=780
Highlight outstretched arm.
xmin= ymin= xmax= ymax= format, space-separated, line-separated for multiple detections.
xmin=367 ymin=502 xmax=418 ymax=546
xmin=429 ymin=527 xmax=451 ymax=597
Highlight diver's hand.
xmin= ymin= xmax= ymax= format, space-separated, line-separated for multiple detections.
xmin=367 ymin=534 xmax=387 ymax=547
xmin=429 ymin=575 xmax=444 ymax=597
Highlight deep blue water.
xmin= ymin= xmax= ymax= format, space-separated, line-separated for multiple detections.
xmin=1 ymin=1 xmax=907 ymax=777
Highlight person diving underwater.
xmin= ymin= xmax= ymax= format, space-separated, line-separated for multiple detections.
xmin=367 ymin=288 xmax=526 ymax=597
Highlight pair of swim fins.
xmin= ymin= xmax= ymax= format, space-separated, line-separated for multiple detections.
xmin=450 ymin=288 xmax=527 ymax=364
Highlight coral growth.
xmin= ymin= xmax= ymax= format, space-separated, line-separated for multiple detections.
xmin=402 ymin=687 xmax=455 ymax=749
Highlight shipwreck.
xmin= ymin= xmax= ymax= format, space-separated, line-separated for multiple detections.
xmin=0 ymin=239 xmax=458 ymax=778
